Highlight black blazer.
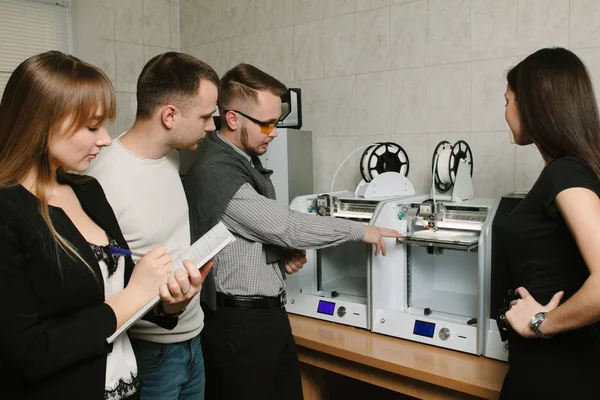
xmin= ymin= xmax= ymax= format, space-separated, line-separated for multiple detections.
xmin=0 ymin=176 xmax=174 ymax=400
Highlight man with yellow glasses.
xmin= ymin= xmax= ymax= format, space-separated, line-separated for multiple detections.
xmin=184 ymin=63 xmax=401 ymax=400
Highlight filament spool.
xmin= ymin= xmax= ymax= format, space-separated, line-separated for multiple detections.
xmin=432 ymin=140 xmax=473 ymax=192
xmin=359 ymin=142 xmax=410 ymax=182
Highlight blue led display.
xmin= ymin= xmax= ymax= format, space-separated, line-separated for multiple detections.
xmin=317 ymin=300 xmax=335 ymax=315
xmin=413 ymin=320 xmax=436 ymax=338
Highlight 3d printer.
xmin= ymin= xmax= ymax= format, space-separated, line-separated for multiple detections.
xmin=370 ymin=140 xmax=493 ymax=354
xmin=286 ymin=142 xmax=420 ymax=329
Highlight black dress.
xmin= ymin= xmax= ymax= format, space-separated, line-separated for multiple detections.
xmin=498 ymin=156 xmax=600 ymax=398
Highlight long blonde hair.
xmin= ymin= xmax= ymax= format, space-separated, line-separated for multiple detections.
xmin=0 ymin=51 xmax=116 ymax=267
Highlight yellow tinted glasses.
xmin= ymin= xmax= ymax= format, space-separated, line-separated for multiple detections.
xmin=225 ymin=109 xmax=278 ymax=134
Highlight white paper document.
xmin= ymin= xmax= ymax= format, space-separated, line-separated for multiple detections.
xmin=107 ymin=222 xmax=235 ymax=343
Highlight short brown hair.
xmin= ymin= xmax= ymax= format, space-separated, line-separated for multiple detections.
xmin=136 ymin=52 xmax=219 ymax=118
xmin=218 ymin=63 xmax=287 ymax=116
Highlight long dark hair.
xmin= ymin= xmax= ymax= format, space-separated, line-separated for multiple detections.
xmin=507 ymin=47 xmax=600 ymax=175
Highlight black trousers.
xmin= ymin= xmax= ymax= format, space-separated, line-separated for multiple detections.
xmin=201 ymin=303 xmax=303 ymax=400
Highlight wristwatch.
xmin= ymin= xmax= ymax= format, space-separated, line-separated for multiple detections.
xmin=530 ymin=312 xmax=552 ymax=339
xmin=154 ymin=304 xmax=186 ymax=318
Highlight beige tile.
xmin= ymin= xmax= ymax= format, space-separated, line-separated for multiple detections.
xmin=356 ymin=72 xmax=390 ymax=135
xmin=297 ymin=76 xmax=355 ymax=137
xmin=179 ymin=0 xmax=198 ymax=48
xmin=220 ymin=38 xmax=244 ymax=77
xmin=355 ymin=7 xmax=390 ymax=73
xmin=294 ymin=0 xmax=322 ymax=25
xmin=390 ymin=133 xmax=430 ymax=194
xmin=355 ymin=0 xmax=389 ymax=12
xmin=207 ymin=0 xmax=230 ymax=43
xmin=429 ymin=63 xmax=470 ymax=133
xmin=115 ymin=0 xmax=144 ymax=44
xmin=314 ymin=135 xmax=359 ymax=193
xmin=571 ymin=0 xmax=600 ymax=49
xmin=471 ymin=0 xmax=517 ymax=61
xmin=115 ymin=42 xmax=145 ymax=93
xmin=294 ymin=21 xmax=323 ymax=80
xmin=221 ymin=0 xmax=248 ymax=39
xmin=573 ymin=47 xmax=600 ymax=106
xmin=241 ymin=0 xmax=260 ymax=35
xmin=429 ymin=0 xmax=470 ymax=65
xmin=269 ymin=27 xmax=295 ymax=82
xmin=214 ymin=37 xmax=243 ymax=76
xmin=193 ymin=39 xmax=243 ymax=77
xmin=323 ymin=0 xmax=354 ymax=18
xmin=470 ymin=131 xmax=516 ymax=198
xmin=105 ymin=119 xmax=119 ymax=139
xmin=356 ymin=134 xmax=392 ymax=147
xmin=242 ymin=31 xmax=271 ymax=73
xmin=98 ymin=39 xmax=116 ymax=86
xmin=517 ymin=0 xmax=569 ymax=56
xmin=115 ymin=92 xmax=137 ymax=136
xmin=471 ymin=57 xmax=517 ymax=132
xmin=260 ymin=0 xmax=294 ymax=31
xmin=144 ymin=45 xmax=170 ymax=64
xmin=195 ymin=0 xmax=223 ymax=45
xmin=275 ymin=0 xmax=295 ymax=30
xmin=323 ymin=14 xmax=355 ymax=77
xmin=170 ymin=0 xmax=179 ymax=49
xmin=143 ymin=0 xmax=171 ymax=48
xmin=515 ymin=143 xmax=544 ymax=190
xmin=181 ymin=46 xmax=194 ymax=57
xmin=99 ymin=0 xmax=115 ymax=40
xmin=390 ymin=0 xmax=428 ymax=69
xmin=390 ymin=67 xmax=428 ymax=134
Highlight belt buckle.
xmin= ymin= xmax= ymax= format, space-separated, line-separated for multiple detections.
xmin=279 ymin=291 xmax=287 ymax=308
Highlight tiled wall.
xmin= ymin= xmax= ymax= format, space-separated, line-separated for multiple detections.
xmin=96 ymin=0 xmax=180 ymax=137
xmin=179 ymin=0 xmax=600 ymax=198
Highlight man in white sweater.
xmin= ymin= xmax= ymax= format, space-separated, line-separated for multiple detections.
xmin=88 ymin=52 xmax=219 ymax=400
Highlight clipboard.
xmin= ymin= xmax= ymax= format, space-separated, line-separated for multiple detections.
xmin=107 ymin=222 xmax=235 ymax=343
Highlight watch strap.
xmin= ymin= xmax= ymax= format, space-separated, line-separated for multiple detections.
xmin=531 ymin=312 xmax=552 ymax=339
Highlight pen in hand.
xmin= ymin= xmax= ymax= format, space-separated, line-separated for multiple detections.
xmin=109 ymin=247 xmax=146 ymax=258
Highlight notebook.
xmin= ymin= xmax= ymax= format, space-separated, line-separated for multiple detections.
xmin=107 ymin=222 xmax=235 ymax=343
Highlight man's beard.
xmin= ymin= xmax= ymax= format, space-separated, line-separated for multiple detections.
xmin=240 ymin=124 xmax=266 ymax=156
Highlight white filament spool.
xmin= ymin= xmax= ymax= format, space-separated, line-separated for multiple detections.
xmin=360 ymin=144 xmax=379 ymax=181
xmin=360 ymin=142 xmax=410 ymax=182
xmin=437 ymin=147 xmax=453 ymax=185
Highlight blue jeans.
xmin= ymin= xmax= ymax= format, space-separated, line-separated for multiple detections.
xmin=130 ymin=334 xmax=204 ymax=400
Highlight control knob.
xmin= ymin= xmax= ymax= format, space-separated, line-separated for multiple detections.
xmin=439 ymin=327 xmax=450 ymax=341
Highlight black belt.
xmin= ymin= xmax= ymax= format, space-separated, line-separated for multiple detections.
xmin=216 ymin=291 xmax=287 ymax=309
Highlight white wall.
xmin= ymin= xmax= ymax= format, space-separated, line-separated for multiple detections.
xmin=179 ymin=0 xmax=600 ymax=198
xmin=71 ymin=0 xmax=180 ymax=137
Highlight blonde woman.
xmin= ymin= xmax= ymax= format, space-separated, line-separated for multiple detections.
xmin=0 ymin=52 xmax=210 ymax=400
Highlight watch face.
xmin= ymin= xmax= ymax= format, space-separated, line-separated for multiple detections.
xmin=531 ymin=312 xmax=545 ymax=325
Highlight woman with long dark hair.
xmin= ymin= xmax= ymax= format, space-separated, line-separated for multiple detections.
xmin=502 ymin=47 xmax=600 ymax=397
xmin=0 ymin=51 xmax=208 ymax=399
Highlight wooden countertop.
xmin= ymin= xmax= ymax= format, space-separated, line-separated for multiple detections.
xmin=289 ymin=314 xmax=509 ymax=399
